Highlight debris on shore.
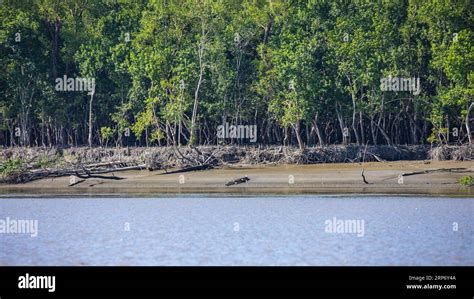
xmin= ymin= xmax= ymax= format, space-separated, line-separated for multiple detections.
xmin=226 ymin=176 xmax=250 ymax=186
xmin=0 ymin=145 xmax=471 ymax=184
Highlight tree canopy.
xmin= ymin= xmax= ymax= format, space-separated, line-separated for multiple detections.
xmin=0 ymin=0 xmax=472 ymax=148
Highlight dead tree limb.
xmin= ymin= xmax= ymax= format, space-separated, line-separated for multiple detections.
xmin=159 ymin=164 xmax=213 ymax=175
xmin=367 ymin=152 xmax=387 ymax=163
xmin=172 ymin=146 xmax=199 ymax=166
xmin=401 ymin=168 xmax=470 ymax=177
xmin=361 ymin=168 xmax=369 ymax=184
xmin=69 ymin=179 xmax=86 ymax=186
xmin=75 ymin=171 xmax=124 ymax=180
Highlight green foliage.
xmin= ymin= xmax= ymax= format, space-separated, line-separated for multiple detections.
xmin=36 ymin=155 xmax=54 ymax=169
xmin=100 ymin=126 xmax=114 ymax=146
xmin=0 ymin=0 xmax=472 ymax=147
xmin=131 ymin=97 xmax=163 ymax=145
xmin=458 ymin=176 xmax=474 ymax=186
xmin=0 ymin=158 xmax=24 ymax=177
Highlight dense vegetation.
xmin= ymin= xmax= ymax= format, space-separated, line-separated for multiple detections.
xmin=0 ymin=0 xmax=472 ymax=149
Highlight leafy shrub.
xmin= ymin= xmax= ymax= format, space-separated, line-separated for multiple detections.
xmin=36 ymin=155 xmax=53 ymax=169
xmin=0 ymin=158 xmax=25 ymax=177
xmin=458 ymin=176 xmax=474 ymax=186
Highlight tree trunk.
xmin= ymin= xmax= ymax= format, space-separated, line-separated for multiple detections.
xmin=370 ymin=115 xmax=377 ymax=145
xmin=263 ymin=14 xmax=274 ymax=45
xmin=313 ymin=113 xmax=325 ymax=146
xmin=466 ymin=102 xmax=473 ymax=144
xmin=50 ymin=20 xmax=61 ymax=79
xmin=88 ymin=91 xmax=94 ymax=147
xmin=446 ymin=116 xmax=450 ymax=144
xmin=369 ymin=116 xmax=391 ymax=145
xmin=351 ymin=93 xmax=360 ymax=145
xmin=407 ymin=111 xmax=418 ymax=144
xmin=293 ymin=122 xmax=304 ymax=150
xmin=305 ymin=123 xmax=310 ymax=146
xmin=336 ymin=104 xmax=347 ymax=145
xmin=190 ymin=19 xmax=206 ymax=146
xmin=283 ymin=127 xmax=288 ymax=146
xmin=359 ymin=111 xmax=365 ymax=145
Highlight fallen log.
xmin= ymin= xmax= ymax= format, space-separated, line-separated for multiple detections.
xmin=81 ymin=164 xmax=146 ymax=174
xmin=225 ymin=176 xmax=250 ymax=186
xmin=401 ymin=168 xmax=470 ymax=177
xmin=160 ymin=164 xmax=213 ymax=175
xmin=69 ymin=179 xmax=86 ymax=187
xmin=75 ymin=171 xmax=124 ymax=180
xmin=80 ymin=161 xmax=131 ymax=169
xmin=1 ymin=163 xmax=145 ymax=184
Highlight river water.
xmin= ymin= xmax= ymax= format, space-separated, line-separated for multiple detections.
xmin=0 ymin=195 xmax=472 ymax=266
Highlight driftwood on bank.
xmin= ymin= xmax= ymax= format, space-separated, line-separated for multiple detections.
xmin=68 ymin=179 xmax=85 ymax=187
xmin=74 ymin=171 xmax=124 ymax=180
xmin=158 ymin=145 xmax=218 ymax=175
xmin=2 ymin=145 xmax=472 ymax=185
xmin=226 ymin=176 xmax=250 ymax=186
xmin=160 ymin=164 xmax=213 ymax=175
xmin=2 ymin=162 xmax=145 ymax=184
xmin=367 ymin=152 xmax=386 ymax=163
xmin=361 ymin=168 xmax=369 ymax=184
xmin=375 ymin=167 xmax=473 ymax=183
xmin=401 ymin=168 xmax=470 ymax=177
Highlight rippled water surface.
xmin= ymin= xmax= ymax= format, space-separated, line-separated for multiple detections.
xmin=0 ymin=195 xmax=473 ymax=265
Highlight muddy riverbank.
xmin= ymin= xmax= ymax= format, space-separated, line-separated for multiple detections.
xmin=1 ymin=160 xmax=472 ymax=196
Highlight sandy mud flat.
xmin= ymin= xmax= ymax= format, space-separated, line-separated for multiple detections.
xmin=1 ymin=160 xmax=472 ymax=196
